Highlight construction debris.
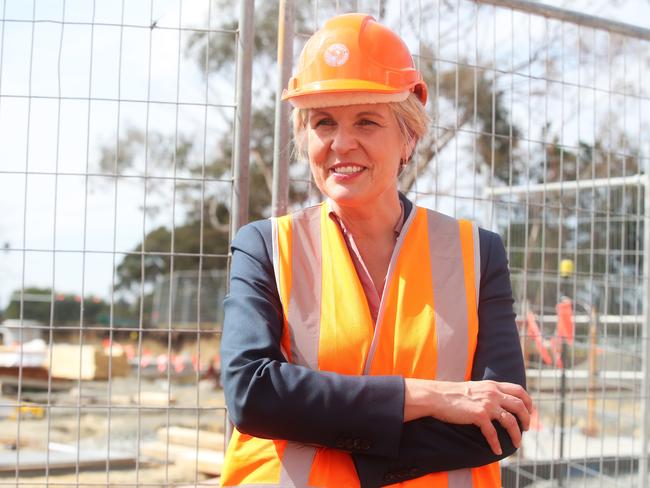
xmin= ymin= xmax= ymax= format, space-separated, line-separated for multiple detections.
xmin=141 ymin=426 xmax=223 ymax=476
xmin=0 ymin=445 xmax=136 ymax=474
xmin=180 ymin=478 xmax=220 ymax=488
xmin=47 ymin=344 xmax=129 ymax=380
xmin=157 ymin=426 xmax=224 ymax=450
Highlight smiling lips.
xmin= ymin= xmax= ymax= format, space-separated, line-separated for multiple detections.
xmin=330 ymin=164 xmax=365 ymax=175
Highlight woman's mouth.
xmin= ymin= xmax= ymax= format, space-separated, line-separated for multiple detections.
xmin=330 ymin=164 xmax=365 ymax=175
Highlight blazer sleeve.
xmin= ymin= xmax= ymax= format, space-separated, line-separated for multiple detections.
xmin=221 ymin=220 xmax=405 ymax=458
xmin=353 ymin=229 xmax=527 ymax=488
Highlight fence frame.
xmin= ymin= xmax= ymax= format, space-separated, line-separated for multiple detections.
xmin=269 ymin=0 xmax=649 ymax=485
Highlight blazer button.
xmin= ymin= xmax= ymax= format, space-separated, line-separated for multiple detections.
xmin=398 ymin=468 xmax=409 ymax=478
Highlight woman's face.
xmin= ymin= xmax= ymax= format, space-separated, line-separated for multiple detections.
xmin=306 ymin=103 xmax=410 ymax=209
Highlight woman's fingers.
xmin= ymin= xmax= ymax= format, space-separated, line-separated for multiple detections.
xmin=404 ymin=379 xmax=534 ymax=455
xmin=502 ymin=395 xmax=531 ymax=431
xmin=496 ymin=409 xmax=522 ymax=448
xmin=478 ymin=417 xmax=502 ymax=455
xmin=498 ymin=382 xmax=534 ymax=413
xmin=492 ymin=382 xmax=533 ymax=431
xmin=478 ymin=407 xmax=522 ymax=456
xmin=472 ymin=381 xmax=532 ymax=452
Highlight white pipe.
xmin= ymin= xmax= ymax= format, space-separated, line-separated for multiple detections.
xmin=485 ymin=174 xmax=644 ymax=196
xmin=474 ymin=0 xmax=650 ymax=41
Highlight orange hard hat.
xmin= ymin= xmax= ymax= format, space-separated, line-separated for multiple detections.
xmin=282 ymin=13 xmax=427 ymax=108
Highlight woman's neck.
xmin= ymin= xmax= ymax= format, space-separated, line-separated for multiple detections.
xmin=329 ymin=193 xmax=402 ymax=240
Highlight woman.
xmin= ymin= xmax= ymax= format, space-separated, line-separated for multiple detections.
xmin=220 ymin=13 xmax=532 ymax=488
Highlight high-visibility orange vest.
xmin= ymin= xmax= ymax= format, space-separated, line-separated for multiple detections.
xmin=221 ymin=203 xmax=501 ymax=487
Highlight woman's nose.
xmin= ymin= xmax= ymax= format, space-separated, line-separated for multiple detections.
xmin=330 ymin=128 xmax=358 ymax=154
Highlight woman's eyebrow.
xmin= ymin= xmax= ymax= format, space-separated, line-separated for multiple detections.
xmin=356 ymin=111 xmax=385 ymax=120
xmin=310 ymin=110 xmax=332 ymax=118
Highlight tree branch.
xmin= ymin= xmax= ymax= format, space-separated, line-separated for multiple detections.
xmin=400 ymin=108 xmax=474 ymax=193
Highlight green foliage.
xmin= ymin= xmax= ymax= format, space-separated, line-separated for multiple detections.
xmin=3 ymin=287 xmax=111 ymax=326
xmin=115 ymin=217 xmax=230 ymax=293
xmin=100 ymin=2 xmax=523 ymax=302
xmin=98 ymin=1 xmax=644 ymax=323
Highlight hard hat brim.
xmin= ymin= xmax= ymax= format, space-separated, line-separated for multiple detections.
xmin=282 ymin=78 xmax=414 ymax=107
xmin=283 ymin=79 xmax=427 ymax=108
xmin=286 ymin=90 xmax=410 ymax=109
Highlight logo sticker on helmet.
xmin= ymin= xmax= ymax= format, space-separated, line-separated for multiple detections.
xmin=323 ymin=43 xmax=349 ymax=67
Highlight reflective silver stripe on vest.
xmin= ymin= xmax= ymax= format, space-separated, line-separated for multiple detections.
xmin=427 ymin=210 xmax=475 ymax=488
xmin=271 ymin=207 xmax=322 ymax=487
xmin=279 ymin=441 xmax=318 ymax=487
xmin=427 ymin=210 xmax=469 ymax=383
xmin=448 ymin=468 xmax=473 ymax=487
xmin=286 ymin=206 xmax=322 ymax=370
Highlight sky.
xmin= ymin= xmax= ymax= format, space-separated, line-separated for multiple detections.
xmin=0 ymin=0 xmax=219 ymax=307
xmin=0 ymin=0 xmax=648 ymax=311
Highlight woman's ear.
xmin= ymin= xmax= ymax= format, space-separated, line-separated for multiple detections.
xmin=402 ymin=136 xmax=416 ymax=163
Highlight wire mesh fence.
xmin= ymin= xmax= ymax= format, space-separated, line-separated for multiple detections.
xmin=0 ymin=0 xmax=648 ymax=487
xmin=0 ymin=0 xmax=233 ymax=486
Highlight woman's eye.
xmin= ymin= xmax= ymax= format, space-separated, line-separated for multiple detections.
xmin=314 ymin=118 xmax=335 ymax=127
xmin=357 ymin=119 xmax=378 ymax=126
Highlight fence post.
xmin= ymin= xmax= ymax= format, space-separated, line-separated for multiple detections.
xmin=272 ymin=0 xmax=294 ymax=217
xmin=227 ymin=0 xmax=255 ymax=450
xmin=230 ymin=0 xmax=255 ymax=235
xmin=641 ymin=159 xmax=650 ymax=488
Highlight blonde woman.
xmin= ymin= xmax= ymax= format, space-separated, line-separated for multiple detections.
xmin=221 ymin=13 xmax=532 ymax=488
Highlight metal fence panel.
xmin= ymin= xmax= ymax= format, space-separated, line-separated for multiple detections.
xmin=0 ymin=0 xmax=648 ymax=487
xmin=0 ymin=0 xmax=241 ymax=485
xmin=281 ymin=1 xmax=649 ymax=487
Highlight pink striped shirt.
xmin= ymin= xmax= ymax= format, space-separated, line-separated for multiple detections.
xmin=327 ymin=201 xmax=405 ymax=324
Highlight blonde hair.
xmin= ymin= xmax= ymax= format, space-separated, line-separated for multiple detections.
xmin=291 ymin=92 xmax=430 ymax=162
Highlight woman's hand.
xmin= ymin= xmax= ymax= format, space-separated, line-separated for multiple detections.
xmin=404 ymin=378 xmax=533 ymax=455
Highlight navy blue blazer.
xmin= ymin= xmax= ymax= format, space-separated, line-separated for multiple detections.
xmin=221 ymin=196 xmax=526 ymax=488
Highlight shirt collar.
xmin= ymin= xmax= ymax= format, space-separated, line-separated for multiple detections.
xmin=326 ymin=196 xmax=407 ymax=237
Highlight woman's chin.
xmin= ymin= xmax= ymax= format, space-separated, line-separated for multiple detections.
xmin=322 ymin=187 xmax=367 ymax=207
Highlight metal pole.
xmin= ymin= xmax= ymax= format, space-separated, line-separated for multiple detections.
xmin=484 ymin=174 xmax=644 ymax=197
xmin=640 ymin=158 xmax=650 ymax=488
xmin=556 ymin=291 xmax=570 ymax=487
xmin=558 ymin=339 xmax=567 ymax=486
xmin=227 ymin=0 xmax=255 ymax=450
xmin=473 ymin=0 xmax=650 ymax=42
xmin=271 ymin=0 xmax=294 ymax=217
xmin=585 ymin=306 xmax=598 ymax=437
xmin=230 ymin=0 xmax=255 ymax=235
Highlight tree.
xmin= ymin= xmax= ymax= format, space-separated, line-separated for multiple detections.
xmin=103 ymin=0 xmax=520 ymax=289
xmin=98 ymin=1 xmax=645 ymax=328
xmin=3 ymin=288 xmax=111 ymax=326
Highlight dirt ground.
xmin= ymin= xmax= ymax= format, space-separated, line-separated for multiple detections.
xmin=1 ymin=336 xmax=643 ymax=486
xmin=0 ymin=337 xmax=225 ymax=487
